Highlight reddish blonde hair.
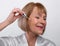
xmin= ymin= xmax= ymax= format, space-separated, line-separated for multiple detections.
xmin=18 ymin=2 xmax=47 ymax=32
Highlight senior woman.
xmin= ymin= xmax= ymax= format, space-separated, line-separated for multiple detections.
xmin=0 ymin=2 xmax=56 ymax=46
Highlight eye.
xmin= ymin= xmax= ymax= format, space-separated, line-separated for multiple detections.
xmin=35 ymin=16 xmax=40 ymax=19
xmin=43 ymin=17 xmax=46 ymax=20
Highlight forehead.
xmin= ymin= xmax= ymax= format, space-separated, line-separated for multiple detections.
xmin=32 ymin=7 xmax=46 ymax=17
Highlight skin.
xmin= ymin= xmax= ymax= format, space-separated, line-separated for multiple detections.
xmin=0 ymin=7 xmax=47 ymax=46
xmin=26 ymin=7 xmax=47 ymax=46
xmin=0 ymin=8 xmax=23 ymax=31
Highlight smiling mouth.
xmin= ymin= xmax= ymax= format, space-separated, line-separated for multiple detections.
xmin=36 ymin=26 xmax=44 ymax=30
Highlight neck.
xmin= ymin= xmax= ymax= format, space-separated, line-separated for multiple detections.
xmin=26 ymin=31 xmax=38 ymax=43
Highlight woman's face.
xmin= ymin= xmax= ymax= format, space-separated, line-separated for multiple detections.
xmin=27 ymin=7 xmax=47 ymax=35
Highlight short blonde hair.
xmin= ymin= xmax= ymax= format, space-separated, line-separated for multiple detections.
xmin=18 ymin=2 xmax=47 ymax=32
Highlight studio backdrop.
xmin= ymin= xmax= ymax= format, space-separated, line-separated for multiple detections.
xmin=0 ymin=0 xmax=60 ymax=46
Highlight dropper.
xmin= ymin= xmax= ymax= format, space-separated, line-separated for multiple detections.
xmin=15 ymin=12 xmax=27 ymax=18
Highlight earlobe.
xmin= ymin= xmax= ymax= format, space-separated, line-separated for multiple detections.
xmin=28 ymin=17 xmax=31 ymax=20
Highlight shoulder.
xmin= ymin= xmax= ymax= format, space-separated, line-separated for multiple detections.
xmin=15 ymin=33 xmax=26 ymax=43
xmin=37 ymin=36 xmax=56 ymax=46
xmin=0 ymin=33 xmax=25 ymax=46
xmin=0 ymin=36 xmax=19 ymax=46
xmin=0 ymin=36 xmax=14 ymax=42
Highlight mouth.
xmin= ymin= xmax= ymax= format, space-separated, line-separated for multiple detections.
xmin=36 ymin=25 xmax=44 ymax=30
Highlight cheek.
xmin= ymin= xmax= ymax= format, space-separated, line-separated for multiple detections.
xmin=29 ymin=18 xmax=37 ymax=26
xmin=28 ymin=18 xmax=38 ymax=30
xmin=45 ymin=21 xmax=47 ymax=27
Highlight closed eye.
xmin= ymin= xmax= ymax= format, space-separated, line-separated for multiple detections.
xmin=43 ymin=18 xmax=46 ymax=20
xmin=35 ymin=16 xmax=40 ymax=19
xmin=43 ymin=16 xmax=46 ymax=20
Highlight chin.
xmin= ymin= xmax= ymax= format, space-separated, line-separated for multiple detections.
xmin=34 ymin=32 xmax=43 ymax=36
xmin=37 ymin=31 xmax=44 ymax=35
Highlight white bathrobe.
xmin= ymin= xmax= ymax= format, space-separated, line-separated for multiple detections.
xmin=0 ymin=33 xmax=56 ymax=46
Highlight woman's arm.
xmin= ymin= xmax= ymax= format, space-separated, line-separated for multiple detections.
xmin=0 ymin=19 xmax=10 ymax=31
xmin=0 ymin=8 xmax=23 ymax=31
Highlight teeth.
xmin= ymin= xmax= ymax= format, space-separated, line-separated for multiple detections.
xmin=37 ymin=26 xmax=43 ymax=27
xmin=37 ymin=25 xmax=43 ymax=26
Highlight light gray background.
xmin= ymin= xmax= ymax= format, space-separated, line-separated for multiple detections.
xmin=0 ymin=0 xmax=60 ymax=46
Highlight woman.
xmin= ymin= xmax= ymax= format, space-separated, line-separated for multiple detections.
xmin=0 ymin=2 xmax=56 ymax=46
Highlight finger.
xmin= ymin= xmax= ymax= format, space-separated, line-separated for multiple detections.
xmin=15 ymin=12 xmax=20 ymax=16
xmin=16 ymin=15 xmax=21 ymax=18
xmin=11 ymin=8 xmax=20 ymax=14
xmin=12 ymin=8 xmax=24 ymax=17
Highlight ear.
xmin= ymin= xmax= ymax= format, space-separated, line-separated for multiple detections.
xmin=28 ymin=17 xmax=31 ymax=21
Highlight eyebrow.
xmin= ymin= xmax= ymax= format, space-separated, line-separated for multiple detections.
xmin=38 ymin=13 xmax=47 ymax=17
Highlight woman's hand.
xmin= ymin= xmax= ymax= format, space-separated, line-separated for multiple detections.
xmin=0 ymin=8 xmax=24 ymax=31
xmin=6 ymin=8 xmax=23 ymax=24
